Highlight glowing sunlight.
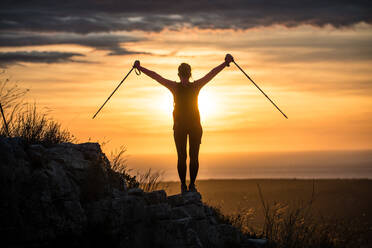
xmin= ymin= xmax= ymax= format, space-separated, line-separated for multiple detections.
xmin=155 ymin=86 xmax=219 ymax=121
xmin=198 ymin=89 xmax=219 ymax=120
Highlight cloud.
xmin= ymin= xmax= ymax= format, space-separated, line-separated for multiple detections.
xmin=259 ymin=47 xmax=372 ymax=63
xmin=0 ymin=32 xmax=148 ymax=56
xmin=0 ymin=1 xmax=370 ymax=66
xmin=0 ymin=1 xmax=371 ymax=34
xmin=0 ymin=51 xmax=85 ymax=68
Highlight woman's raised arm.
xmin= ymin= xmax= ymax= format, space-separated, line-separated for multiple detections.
xmin=194 ymin=54 xmax=234 ymax=88
xmin=133 ymin=60 xmax=176 ymax=90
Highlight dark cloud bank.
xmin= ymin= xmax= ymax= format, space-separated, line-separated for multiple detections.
xmin=0 ymin=51 xmax=84 ymax=68
xmin=0 ymin=0 xmax=371 ymax=66
xmin=0 ymin=32 xmax=145 ymax=55
xmin=1 ymin=0 xmax=371 ymax=33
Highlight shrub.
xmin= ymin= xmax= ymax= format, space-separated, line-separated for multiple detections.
xmin=223 ymin=182 xmax=368 ymax=248
xmin=109 ymin=146 xmax=139 ymax=189
xmin=1 ymin=74 xmax=74 ymax=145
xmin=255 ymin=183 xmax=332 ymax=248
xmin=0 ymin=73 xmax=28 ymax=135
xmin=8 ymin=103 xmax=75 ymax=145
xmin=108 ymin=146 xmax=164 ymax=192
xmin=136 ymin=168 xmax=164 ymax=192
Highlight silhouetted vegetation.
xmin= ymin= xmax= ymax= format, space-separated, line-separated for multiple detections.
xmin=9 ymin=103 xmax=75 ymax=145
xmin=0 ymin=72 xmax=28 ymax=134
xmin=253 ymin=183 xmax=332 ymax=248
xmin=109 ymin=145 xmax=164 ymax=191
xmin=109 ymin=146 xmax=140 ymax=189
xmin=0 ymin=74 xmax=74 ymax=145
xmin=136 ymin=168 xmax=164 ymax=192
xmin=223 ymin=183 xmax=368 ymax=248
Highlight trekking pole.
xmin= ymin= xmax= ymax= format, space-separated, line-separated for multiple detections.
xmin=92 ymin=66 xmax=141 ymax=119
xmin=0 ymin=103 xmax=10 ymax=136
xmin=232 ymin=61 xmax=288 ymax=119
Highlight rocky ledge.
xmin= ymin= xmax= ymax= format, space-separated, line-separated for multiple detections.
xmin=0 ymin=137 xmax=264 ymax=248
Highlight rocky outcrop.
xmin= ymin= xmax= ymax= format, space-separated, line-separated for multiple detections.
xmin=0 ymin=137 xmax=263 ymax=248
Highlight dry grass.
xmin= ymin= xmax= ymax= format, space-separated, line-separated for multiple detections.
xmin=109 ymin=146 xmax=139 ymax=189
xmin=0 ymin=73 xmax=28 ymax=135
xmin=221 ymin=182 xmax=369 ymax=248
xmin=136 ymin=168 xmax=164 ymax=192
xmin=108 ymin=146 xmax=164 ymax=192
xmin=9 ymin=103 xmax=75 ymax=145
xmin=1 ymin=75 xmax=74 ymax=145
xmin=109 ymin=145 xmax=128 ymax=174
xmin=255 ymin=182 xmax=332 ymax=248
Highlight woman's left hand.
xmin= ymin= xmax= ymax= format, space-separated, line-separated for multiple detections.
xmin=225 ymin=54 xmax=234 ymax=66
xmin=133 ymin=60 xmax=140 ymax=69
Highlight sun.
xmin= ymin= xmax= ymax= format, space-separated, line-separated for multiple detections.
xmin=198 ymin=89 xmax=218 ymax=120
xmin=156 ymin=88 xmax=219 ymax=121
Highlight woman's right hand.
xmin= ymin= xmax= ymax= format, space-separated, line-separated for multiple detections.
xmin=133 ymin=60 xmax=140 ymax=69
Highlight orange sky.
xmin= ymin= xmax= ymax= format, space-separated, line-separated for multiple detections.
xmin=2 ymin=24 xmax=372 ymax=156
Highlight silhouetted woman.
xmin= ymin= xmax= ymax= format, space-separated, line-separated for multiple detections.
xmin=133 ymin=54 xmax=234 ymax=193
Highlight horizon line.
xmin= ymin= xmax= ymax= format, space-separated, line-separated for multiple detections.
xmin=159 ymin=177 xmax=372 ymax=183
xmin=123 ymin=148 xmax=372 ymax=156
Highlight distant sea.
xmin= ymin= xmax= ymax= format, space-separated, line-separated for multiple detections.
xmin=127 ymin=150 xmax=372 ymax=181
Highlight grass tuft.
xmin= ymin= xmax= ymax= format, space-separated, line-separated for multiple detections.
xmin=109 ymin=146 xmax=139 ymax=189
xmin=136 ymin=168 xmax=164 ymax=192
xmin=8 ymin=103 xmax=75 ymax=145
xmin=221 ymin=181 xmax=369 ymax=248
xmin=108 ymin=146 xmax=164 ymax=192
xmin=1 ymin=75 xmax=74 ymax=145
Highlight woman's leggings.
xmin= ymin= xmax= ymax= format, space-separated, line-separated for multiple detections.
xmin=173 ymin=127 xmax=203 ymax=186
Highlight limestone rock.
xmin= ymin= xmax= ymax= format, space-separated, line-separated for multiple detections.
xmin=128 ymin=187 xmax=144 ymax=196
xmin=0 ymin=137 xmax=264 ymax=248
xmin=167 ymin=191 xmax=202 ymax=207
xmin=144 ymin=189 xmax=167 ymax=204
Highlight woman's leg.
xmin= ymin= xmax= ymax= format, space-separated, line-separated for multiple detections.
xmin=174 ymin=129 xmax=187 ymax=186
xmin=189 ymin=127 xmax=203 ymax=186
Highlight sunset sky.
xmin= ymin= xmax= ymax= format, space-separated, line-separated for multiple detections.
xmin=1 ymin=1 xmax=371 ymax=163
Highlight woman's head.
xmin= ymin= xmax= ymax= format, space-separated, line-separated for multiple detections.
xmin=178 ymin=63 xmax=191 ymax=80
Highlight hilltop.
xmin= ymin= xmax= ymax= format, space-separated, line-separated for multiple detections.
xmin=0 ymin=137 xmax=263 ymax=248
